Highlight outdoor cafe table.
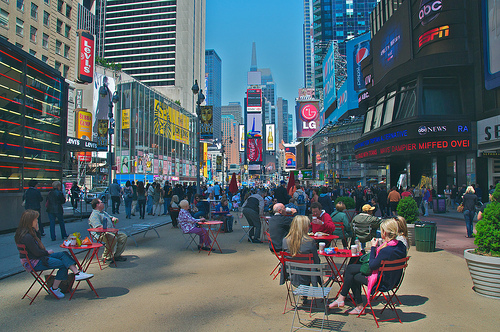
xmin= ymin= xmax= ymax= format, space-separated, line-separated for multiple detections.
xmin=60 ymin=242 xmax=102 ymax=300
xmin=88 ymin=227 xmax=120 ymax=268
xmin=198 ymin=221 xmax=223 ymax=255
xmin=319 ymin=249 xmax=362 ymax=300
xmin=211 ymin=211 xmax=232 ymax=231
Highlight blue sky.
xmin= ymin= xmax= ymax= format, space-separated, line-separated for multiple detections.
xmin=206 ymin=0 xmax=304 ymax=119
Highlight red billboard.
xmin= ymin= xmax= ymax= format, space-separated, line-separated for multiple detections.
xmin=77 ymin=30 xmax=94 ymax=83
xmin=247 ymin=138 xmax=262 ymax=162
xmin=296 ymin=101 xmax=320 ymax=138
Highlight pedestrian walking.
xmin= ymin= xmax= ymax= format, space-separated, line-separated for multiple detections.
xmin=123 ymin=181 xmax=133 ymax=219
xmin=70 ymin=181 xmax=81 ymax=210
xmin=109 ymin=179 xmax=122 ymax=214
xmin=462 ymin=186 xmax=477 ymax=238
xmin=46 ymin=181 xmax=68 ymax=241
xmin=23 ymin=179 xmax=44 ymax=236
xmin=146 ymin=182 xmax=154 ymax=215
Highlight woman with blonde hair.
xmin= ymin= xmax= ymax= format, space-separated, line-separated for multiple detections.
xmin=282 ymin=215 xmax=320 ymax=286
xmin=462 ymin=186 xmax=477 ymax=238
xmin=394 ymin=216 xmax=409 ymax=249
xmin=329 ymin=218 xmax=407 ymax=315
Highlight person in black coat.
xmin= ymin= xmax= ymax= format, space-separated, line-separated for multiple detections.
xmin=23 ymin=180 xmax=44 ymax=236
xmin=268 ymin=203 xmax=296 ymax=252
xmin=462 ymin=186 xmax=478 ymax=238
xmin=70 ymin=181 xmax=81 ymax=210
xmin=274 ymin=180 xmax=290 ymax=205
xmin=46 ymin=181 xmax=68 ymax=241
xmin=318 ymin=187 xmax=335 ymax=215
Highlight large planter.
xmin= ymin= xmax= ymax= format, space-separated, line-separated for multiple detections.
xmin=407 ymin=223 xmax=416 ymax=246
xmin=464 ymin=249 xmax=500 ymax=299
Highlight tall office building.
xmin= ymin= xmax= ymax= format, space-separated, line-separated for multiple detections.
xmin=205 ymin=49 xmax=222 ymax=141
xmin=312 ymin=0 xmax=378 ymax=92
xmin=221 ymin=115 xmax=239 ymax=165
xmin=221 ymin=102 xmax=242 ymax=124
xmin=277 ymin=97 xmax=289 ymax=144
xmin=103 ymin=0 xmax=205 ymax=112
xmin=303 ymin=0 xmax=314 ymax=88
xmin=287 ymin=114 xmax=294 ymax=143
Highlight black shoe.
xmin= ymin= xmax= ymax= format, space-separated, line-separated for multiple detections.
xmin=252 ymin=239 xmax=263 ymax=243
xmin=114 ymin=256 xmax=127 ymax=262
xmin=202 ymin=246 xmax=215 ymax=251
xmin=40 ymin=233 xmax=46 ymax=237
xmin=51 ymin=238 xmax=56 ymax=241
xmin=248 ymin=238 xmax=251 ymax=242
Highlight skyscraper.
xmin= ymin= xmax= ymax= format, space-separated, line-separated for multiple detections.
xmin=277 ymin=97 xmax=289 ymax=143
xmin=287 ymin=114 xmax=294 ymax=143
xmin=102 ymin=0 xmax=205 ymax=112
xmin=205 ymin=49 xmax=222 ymax=141
xmin=303 ymin=0 xmax=314 ymax=88
xmin=313 ymin=0 xmax=378 ymax=92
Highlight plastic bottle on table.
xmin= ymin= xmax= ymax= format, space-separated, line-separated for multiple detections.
xmin=355 ymin=237 xmax=361 ymax=253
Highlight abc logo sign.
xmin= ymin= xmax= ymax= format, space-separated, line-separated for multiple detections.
xmin=419 ymin=0 xmax=442 ymax=26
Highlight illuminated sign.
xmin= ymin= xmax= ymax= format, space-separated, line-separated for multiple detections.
xmin=418 ymin=125 xmax=446 ymax=135
xmin=419 ymin=0 xmax=442 ymax=25
xmin=239 ymin=124 xmax=245 ymax=152
xmin=301 ymin=104 xmax=318 ymax=121
xmin=77 ymin=30 xmax=94 ymax=83
xmin=247 ymin=89 xmax=262 ymax=112
xmin=358 ymin=91 xmax=370 ymax=103
xmin=247 ymin=138 xmax=263 ymax=162
xmin=76 ymin=110 xmax=92 ymax=140
xmin=265 ymin=124 xmax=275 ymax=151
xmin=419 ymin=25 xmax=449 ymax=48
xmin=285 ymin=146 xmax=296 ymax=170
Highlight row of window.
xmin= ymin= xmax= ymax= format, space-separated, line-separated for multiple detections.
xmin=2 ymin=10 xmax=71 ymax=40
xmin=106 ymin=27 xmax=175 ymax=38
xmin=15 ymin=0 xmax=71 ymax=18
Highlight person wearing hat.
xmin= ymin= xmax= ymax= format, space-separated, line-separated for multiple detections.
xmin=351 ymin=204 xmax=381 ymax=247
xmin=274 ymin=180 xmax=290 ymax=205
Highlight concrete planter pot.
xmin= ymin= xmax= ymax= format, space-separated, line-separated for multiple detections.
xmin=464 ymin=249 xmax=500 ymax=299
xmin=407 ymin=223 xmax=416 ymax=246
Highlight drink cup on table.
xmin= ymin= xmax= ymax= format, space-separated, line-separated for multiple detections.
xmin=318 ymin=242 xmax=326 ymax=252
xmin=351 ymin=245 xmax=358 ymax=255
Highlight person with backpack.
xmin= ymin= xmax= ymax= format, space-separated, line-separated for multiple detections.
xmin=318 ymin=186 xmax=335 ymax=215
xmin=293 ymin=184 xmax=308 ymax=215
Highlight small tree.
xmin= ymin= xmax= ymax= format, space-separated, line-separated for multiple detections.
xmin=334 ymin=196 xmax=355 ymax=210
xmin=475 ymin=183 xmax=500 ymax=256
xmin=397 ymin=197 xmax=419 ymax=224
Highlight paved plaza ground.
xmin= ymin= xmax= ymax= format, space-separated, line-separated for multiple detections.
xmin=0 ymin=205 xmax=497 ymax=331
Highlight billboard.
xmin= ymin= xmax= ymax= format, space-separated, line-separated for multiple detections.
xmin=296 ymin=101 xmax=320 ymax=138
xmin=154 ymin=100 xmax=190 ymax=145
xmin=265 ymin=124 xmax=275 ymax=151
xmin=122 ymin=108 xmax=130 ymax=129
xmin=93 ymin=73 xmax=116 ymax=149
xmin=200 ymin=105 xmax=213 ymax=139
xmin=247 ymin=112 xmax=262 ymax=138
xmin=77 ymin=30 xmax=94 ymax=83
xmin=285 ymin=146 xmax=296 ymax=170
xmin=76 ymin=110 xmax=92 ymax=140
xmin=298 ymin=88 xmax=316 ymax=100
xmin=247 ymin=138 xmax=263 ymax=162
xmin=483 ymin=0 xmax=500 ymax=90
xmin=247 ymin=88 xmax=262 ymax=112
xmin=239 ymin=124 xmax=245 ymax=151
xmin=371 ymin=0 xmax=411 ymax=82
xmin=323 ymin=42 xmax=336 ymax=110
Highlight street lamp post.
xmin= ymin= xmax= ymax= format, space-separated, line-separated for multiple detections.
xmin=99 ymin=81 xmax=119 ymax=191
xmin=191 ymin=80 xmax=205 ymax=195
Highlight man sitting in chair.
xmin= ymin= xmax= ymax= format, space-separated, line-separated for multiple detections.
xmin=268 ymin=203 xmax=296 ymax=253
xmin=89 ymin=198 xmax=128 ymax=262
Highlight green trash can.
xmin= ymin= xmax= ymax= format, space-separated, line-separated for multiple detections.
xmin=415 ymin=221 xmax=437 ymax=252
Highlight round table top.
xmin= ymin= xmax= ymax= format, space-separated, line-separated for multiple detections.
xmin=310 ymin=234 xmax=339 ymax=241
xmin=60 ymin=242 xmax=103 ymax=250
xmin=88 ymin=227 xmax=119 ymax=233
xmin=318 ymin=248 xmax=362 ymax=258
xmin=199 ymin=220 xmax=223 ymax=225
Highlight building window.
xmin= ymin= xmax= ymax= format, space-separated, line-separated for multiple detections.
xmin=364 ymin=108 xmax=374 ymax=133
xmin=62 ymin=65 xmax=69 ymax=78
xmin=44 ymin=0 xmax=49 ymax=4
xmin=30 ymin=2 xmax=37 ymax=19
xmin=394 ymin=82 xmax=417 ymax=120
xmin=43 ymin=10 xmax=49 ymax=26
xmin=15 ymin=42 xmax=22 ymax=48
xmin=41 ymin=55 xmax=48 ymax=63
xmin=56 ymin=19 xmax=62 ymax=33
xmin=65 ymin=5 xmax=71 ymax=18
xmin=54 ymin=60 xmax=61 ymax=71
xmin=17 ymin=0 xmax=24 ymax=11
xmin=16 ymin=18 xmax=23 ymax=36
xmin=29 ymin=25 xmax=37 ymax=43
xmin=57 ymin=0 xmax=63 ymax=13
xmin=42 ymin=33 xmax=48 ymax=48
xmin=55 ymin=39 xmax=61 ymax=55
xmin=422 ymin=78 xmax=462 ymax=116
xmin=0 ymin=9 xmax=8 ymax=27
xmin=64 ymin=24 xmax=70 ymax=38
xmin=64 ymin=44 xmax=69 ymax=58
xmin=383 ymin=91 xmax=396 ymax=125
xmin=29 ymin=49 xmax=36 ymax=56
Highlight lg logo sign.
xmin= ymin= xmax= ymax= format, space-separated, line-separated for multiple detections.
xmin=419 ymin=0 xmax=442 ymax=26
xmin=301 ymin=104 xmax=318 ymax=121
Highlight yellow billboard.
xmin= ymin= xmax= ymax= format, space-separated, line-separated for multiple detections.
xmin=76 ymin=109 xmax=92 ymax=140
xmin=122 ymin=109 xmax=130 ymax=129
xmin=154 ymin=100 xmax=190 ymax=145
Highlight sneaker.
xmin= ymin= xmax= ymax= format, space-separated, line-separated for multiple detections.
xmin=51 ymin=287 xmax=65 ymax=299
xmin=75 ymin=271 xmax=94 ymax=281
xmin=114 ymin=256 xmax=127 ymax=262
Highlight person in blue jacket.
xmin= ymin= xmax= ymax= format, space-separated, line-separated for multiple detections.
xmin=328 ymin=218 xmax=407 ymax=315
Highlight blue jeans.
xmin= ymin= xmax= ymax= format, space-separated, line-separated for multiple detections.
xmin=464 ymin=210 xmax=474 ymax=237
xmin=138 ymin=199 xmax=146 ymax=218
xmin=34 ymin=251 xmax=75 ymax=280
xmin=146 ymin=196 xmax=153 ymax=214
xmin=164 ymin=197 xmax=171 ymax=215
xmin=124 ymin=197 xmax=133 ymax=217
xmin=48 ymin=212 xmax=67 ymax=241
xmin=194 ymin=211 xmax=206 ymax=219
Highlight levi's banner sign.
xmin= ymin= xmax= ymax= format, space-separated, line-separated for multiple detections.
xmin=77 ymin=30 xmax=94 ymax=83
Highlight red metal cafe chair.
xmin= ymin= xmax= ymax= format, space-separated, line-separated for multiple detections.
xmin=360 ymin=256 xmax=410 ymax=328
xmin=265 ymin=231 xmax=283 ymax=280
xmin=332 ymin=221 xmax=347 ymax=247
xmin=280 ymin=251 xmax=315 ymax=315
xmin=16 ymin=243 xmax=59 ymax=305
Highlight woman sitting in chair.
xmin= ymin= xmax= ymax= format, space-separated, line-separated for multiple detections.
xmin=331 ymin=201 xmax=352 ymax=249
xmin=178 ymin=200 xmax=212 ymax=251
xmin=14 ymin=210 xmax=93 ymax=299
xmin=282 ymin=215 xmax=320 ymax=287
xmin=329 ymin=218 xmax=407 ymax=315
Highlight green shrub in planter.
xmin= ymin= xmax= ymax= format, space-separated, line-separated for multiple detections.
xmin=397 ymin=197 xmax=419 ymax=224
xmin=334 ymin=196 xmax=355 ymax=210
xmin=475 ymin=183 xmax=500 ymax=256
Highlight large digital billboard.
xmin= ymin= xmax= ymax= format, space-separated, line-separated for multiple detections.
xmin=296 ymin=101 xmax=320 ymax=138
xmin=285 ymin=146 xmax=296 ymax=170
xmin=247 ymin=138 xmax=263 ymax=162
xmin=265 ymin=124 xmax=275 ymax=151
xmin=246 ymin=113 xmax=262 ymax=138
xmin=372 ymin=0 xmax=411 ymax=82
xmin=322 ymin=42 xmax=336 ymax=111
xmin=247 ymin=88 xmax=262 ymax=112
xmin=483 ymin=0 xmax=500 ymax=90
xmin=239 ymin=124 xmax=245 ymax=152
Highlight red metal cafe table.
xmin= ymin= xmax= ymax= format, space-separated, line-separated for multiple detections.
xmin=88 ymin=227 xmax=119 ymax=269
xmin=60 ymin=243 xmax=102 ymax=300
xmin=310 ymin=234 xmax=339 ymax=242
xmin=210 ymin=211 xmax=232 ymax=231
xmin=198 ymin=221 xmax=223 ymax=255
xmin=319 ymin=249 xmax=362 ymax=302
